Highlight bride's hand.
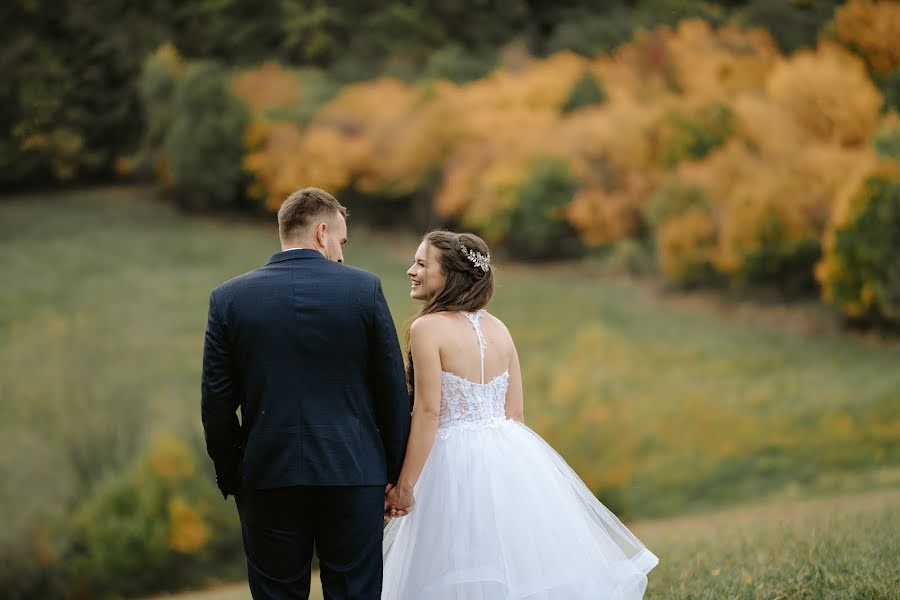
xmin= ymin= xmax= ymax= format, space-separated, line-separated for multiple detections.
xmin=386 ymin=482 xmax=415 ymax=517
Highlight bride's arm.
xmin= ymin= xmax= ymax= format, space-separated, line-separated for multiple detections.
xmin=390 ymin=317 xmax=442 ymax=512
xmin=505 ymin=342 xmax=525 ymax=423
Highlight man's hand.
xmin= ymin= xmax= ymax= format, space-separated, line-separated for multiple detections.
xmin=384 ymin=484 xmax=395 ymax=521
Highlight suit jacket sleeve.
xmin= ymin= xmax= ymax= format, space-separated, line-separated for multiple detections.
xmin=369 ymin=278 xmax=411 ymax=483
xmin=201 ymin=291 xmax=242 ymax=498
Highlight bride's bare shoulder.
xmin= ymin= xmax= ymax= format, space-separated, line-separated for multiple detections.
xmin=409 ymin=312 xmax=453 ymax=337
xmin=482 ymin=310 xmax=511 ymax=333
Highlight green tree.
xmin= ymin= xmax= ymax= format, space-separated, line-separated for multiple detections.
xmin=163 ymin=61 xmax=251 ymax=211
xmin=561 ymin=72 xmax=607 ymax=113
xmin=505 ymin=157 xmax=584 ymax=259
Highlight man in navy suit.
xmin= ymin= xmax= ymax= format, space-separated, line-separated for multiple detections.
xmin=201 ymin=187 xmax=411 ymax=599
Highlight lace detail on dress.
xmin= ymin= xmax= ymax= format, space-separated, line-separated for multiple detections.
xmin=461 ymin=310 xmax=488 ymax=374
xmin=437 ymin=310 xmax=509 ymax=439
xmin=438 ymin=371 xmax=509 ymax=439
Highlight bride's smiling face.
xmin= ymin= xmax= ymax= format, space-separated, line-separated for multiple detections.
xmin=407 ymin=240 xmax=446 ymax=301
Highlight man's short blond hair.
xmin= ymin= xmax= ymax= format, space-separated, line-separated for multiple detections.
xmin=277 ymin=187 xmax=348 ymax=241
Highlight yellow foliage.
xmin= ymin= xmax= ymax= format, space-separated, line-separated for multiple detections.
xmin=168 ymin=497 xmax=211 ymax=553
xmin=667 ymin=20 xmax=780 ymax=102
xmin=676 ymin=139 xmax=762 ymax=209
xmin=147 ymin=433 xmax=195 ymax=482
xmin=243 ymin=78 xmax=424 ymax=208
xmin=674 ymin=136 xmax=877 ymax=279
xmin=835 ymin=0 xmax=900 ymax=75
xmin=593 ymin=27 xmax=679 ymax=105
xmin=230 ymin=20 xmax=891 ymax=297
xmin=231 ymin=62 xmax=300 ymax=112
xmin=766 ymin=43 xmax=883 ymax=146
xmin=567 ymin=184 xmax=647 ymax=246
xmin=244 ymin=122 xmax=363 ymax=210
xmin=732 ymin=93 xmax=808 ymax=161
xmin=558 ymin=102 xmax=661 ymax=244
xmin=656 ymin=206 xmax=718 ymax=282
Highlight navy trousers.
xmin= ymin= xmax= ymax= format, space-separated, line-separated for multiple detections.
xmin=235 ymin=485 xmax=384 ymax=599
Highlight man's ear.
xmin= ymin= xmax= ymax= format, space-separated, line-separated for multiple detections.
xmin=315 ymin=222 xmax=328 ymax=247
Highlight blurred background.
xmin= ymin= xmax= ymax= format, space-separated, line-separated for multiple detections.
xmin=2 ymin=0 xmax=899 ymax=598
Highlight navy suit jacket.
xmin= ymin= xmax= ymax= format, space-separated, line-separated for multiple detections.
xmin=201 ymin=249 xmax=410 ymax=498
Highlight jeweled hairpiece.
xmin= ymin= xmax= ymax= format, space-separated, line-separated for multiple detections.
xmin=460 ymin=244 xmax=491 ymax=272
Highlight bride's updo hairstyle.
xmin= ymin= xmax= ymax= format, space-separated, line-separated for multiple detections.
xmin=407 ymin=230 xmax=495 ymax=405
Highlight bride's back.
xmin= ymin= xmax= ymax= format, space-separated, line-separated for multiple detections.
xmin=421 ymin=310 xmax=513 ymax=383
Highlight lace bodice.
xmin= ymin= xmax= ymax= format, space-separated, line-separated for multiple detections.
xmin=437 ymin=310 xmax=509 ymax=438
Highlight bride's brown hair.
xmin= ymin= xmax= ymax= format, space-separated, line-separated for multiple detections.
xmin=406 ymin=230 xmax=494 ymax=406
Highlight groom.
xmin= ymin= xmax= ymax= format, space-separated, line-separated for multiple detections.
xmin=201 ymin=187 xmax=411 ymax=599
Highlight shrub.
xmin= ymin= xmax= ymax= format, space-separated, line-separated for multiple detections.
xmin=67 ymin=433 xmax=238 ymax=598
xmin=834 ymin=0 xmax=900 ymax=76
xmin=873 ymin=119 xmax=900 ymax=160
xmin=423 ymin=44 xmax=496 ymax=83
xmin=163 ymin=61 xmax=252 ymax=211
xmin=561 ymin=71 xmax=607 ymax=113
xmin=744 ymin=0 xmax=840 ymax=53
xmin=646 ymin=183 xmax=719 ymax=286
xmin=132 ymin=44 xmax=184 ymax=180
xmin=881 ymin=68 xmax=900 ymax=112
xmin=656 ymin=207 xmax=719 ymax=286
xmin=816 ymin=167 xmax=900 ymax=324
xmin=645 ymin=180 xmax=709 ymax=230
xmin=766 ymin=43 xmax=883 ymax=146
xmin=504 ymin=157 xmax=584 ymax=259
xmin=733 ymin=222 xmax=822 ymax=295
xmin=715 ymin=185 xmax=827 ymax=294
xmin=652 ymin=103 xmax=734 ymax=167
xmin=545 ymin=8 xmax=633 ymax=57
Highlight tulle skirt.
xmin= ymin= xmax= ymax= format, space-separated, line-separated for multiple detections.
xmin=382 ymin=419 xmax=658 ymax=599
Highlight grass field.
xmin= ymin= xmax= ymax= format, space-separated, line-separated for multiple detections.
xmin=2 ymin=186 xmax=899 ymax=597
xmin=150 ymin=489 xmax=900 ymax=599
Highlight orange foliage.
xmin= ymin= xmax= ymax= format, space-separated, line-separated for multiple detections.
xmin=231 ymin=62 xmax=300 ymax=112
xmin=427 ymin=52 xmax=587 ymax=230
xmin=666 ymin=20 xmax=779 ymax=102
xmin=147 ymin=433 xmax=195 ymax=481
xmin=766 ymin=43 xmax=883 ymax=146
xmin=835 ymin=0 xmax=900 ymax=75
xmin=245 ymin=121 xmax=363 ymax=210
xmin=230 ymin=20 xmax=891 ymax=306
xmin=594 ymin=28 xmax=679 ymax=105
xmin=168 ymin=497 xmax=211 ymax=553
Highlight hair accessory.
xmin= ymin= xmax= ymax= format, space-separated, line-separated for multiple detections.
xmin=460 ymin=244 xmax=491 ymax=272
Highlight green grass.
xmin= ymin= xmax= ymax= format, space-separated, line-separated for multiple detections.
xmin=2 ymin=186 xmax=899 ymax=596
xmin=639 ymin=489 xmax=900 ymax=599
xmin=152 ymin=490 xmax=900 ymax=600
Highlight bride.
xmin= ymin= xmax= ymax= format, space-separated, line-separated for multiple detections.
xmin=382 ymin=230 xmax=658 ymax=599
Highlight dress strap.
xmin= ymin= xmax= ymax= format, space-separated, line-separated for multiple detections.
xmin=461 ymin=310 xmax=487 ymax=384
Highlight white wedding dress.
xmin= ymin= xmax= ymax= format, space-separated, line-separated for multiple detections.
xmin=382 ymin=310 xmax=658 ymax=599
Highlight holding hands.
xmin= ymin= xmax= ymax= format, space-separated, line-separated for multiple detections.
xmin=384 ymin=483 xmax=415 ymax=520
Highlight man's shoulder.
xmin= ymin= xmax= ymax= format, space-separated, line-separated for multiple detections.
xmin=326 ymin=263 xmax=382 ymax=292
xmin=211 ymin=261 xmax=381 ymax=298
xmin=210 ymin=267 xmax=265 ymax=298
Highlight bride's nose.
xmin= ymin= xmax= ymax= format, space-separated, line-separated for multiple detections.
xmin=406 ymin=265 xmax=415 ymax=276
